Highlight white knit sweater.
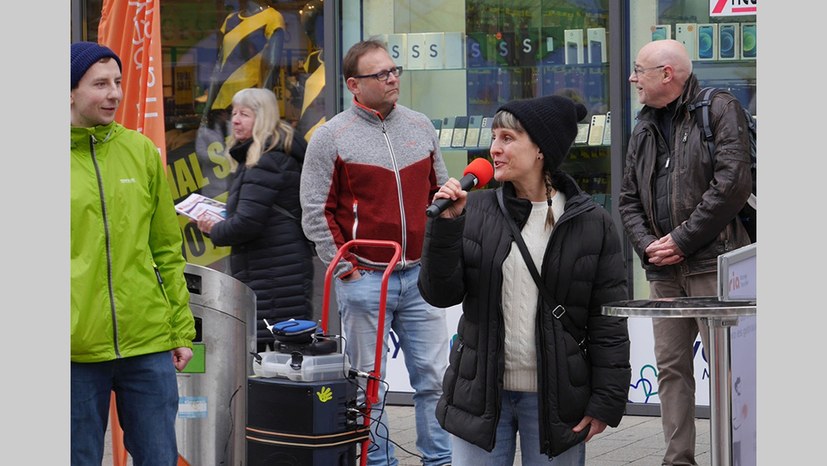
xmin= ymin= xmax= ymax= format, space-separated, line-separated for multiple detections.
xmin=501 ymin=191 xmax=565 ymax=392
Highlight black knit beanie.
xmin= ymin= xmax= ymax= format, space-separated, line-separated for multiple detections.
xmin=498 ymin=95 xmax=588 ymax=172
xmin=71 ymin=42 xmax=122 ymax=89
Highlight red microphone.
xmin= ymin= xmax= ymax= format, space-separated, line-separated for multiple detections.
xmin=426 ymin=158 xmax=494 ymax=218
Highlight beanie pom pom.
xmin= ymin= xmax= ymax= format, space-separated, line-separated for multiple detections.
xmin=497 ymin=94 xmax=586 ymax=173
xmin=574 ymin=102 xmax=588 ymax=122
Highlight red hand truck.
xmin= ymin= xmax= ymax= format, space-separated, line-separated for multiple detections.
xmin=320 ymin=239 xmax=402 ymax=466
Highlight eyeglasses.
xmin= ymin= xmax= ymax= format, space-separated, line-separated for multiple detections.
xmin=632 ymin=65 xmax=665 ymax=77
xmin=353 ymin=66 xmax=403 ymax=82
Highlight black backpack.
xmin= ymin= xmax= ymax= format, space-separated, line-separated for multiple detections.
xmin=687 ymin=87 xmax=757 ymax=243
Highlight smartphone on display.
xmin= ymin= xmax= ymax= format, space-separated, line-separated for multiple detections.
xmin=741 ymin=23 xmax=756 ymax=59
xmin=566 ymin=42 xmax=577 ymax=64
xmin=439 ymin=117 xmax=455 ymax=148
xmin=601 ymin=111 xmax=612 ymax=146
xmin=587 ymin=114 xmax=606 ymax=146
xmin=719 ymin=23 xmax=737 ymax=60
xmin=589 ymin=40 xmax=602 ymax=64
xmin=586 ymin=28 xmax=606 ymax=64
xmin=464 ymin=115 xmax=483 ymax=148
xmin=478 ymin=117 xmax=493 ymax=148
xmin=651 ymin=24 xmax=670 ymax=41
xmin=451 ymin=116 xmax=469 ymax=148
xmin=564 ymin=29 xmax=582 ymax=64
xmin=697 ymin=24 xmax=716 ymax=60
xmin=431 ymin=118 xmax=442 ymax=138
xmin=575 ymin=123 xmax=589 ymax=145
xmin=675 ymin=23 xmax=697 ymax=59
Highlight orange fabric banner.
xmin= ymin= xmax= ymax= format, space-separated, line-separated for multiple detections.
xmin=98 ymin=0 xmax=167 ymax=164
xmin=98 ymin=3 xmax=168 ymax=458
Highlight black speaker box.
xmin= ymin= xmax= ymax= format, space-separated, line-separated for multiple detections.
xmin=246 ymin=377 xmax=368 ymax=466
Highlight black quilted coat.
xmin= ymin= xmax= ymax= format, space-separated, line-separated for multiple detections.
xmin=418 ymin=173 xmax=631 ymax=458
xmin=209 ymin=136 xmax=314 ymax=348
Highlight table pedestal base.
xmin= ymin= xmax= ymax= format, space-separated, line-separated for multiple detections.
xmin=602 ymin=298 xmax=756 ymax=466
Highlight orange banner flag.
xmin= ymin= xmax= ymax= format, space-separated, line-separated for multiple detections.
xmin=98 ymin=0 xmax=167 ymax=164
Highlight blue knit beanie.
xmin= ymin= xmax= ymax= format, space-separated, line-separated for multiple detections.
xmin=71 ymin=42 xmax=122 ymax=89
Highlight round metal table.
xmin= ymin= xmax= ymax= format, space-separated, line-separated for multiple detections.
xmin=602 ymin=296 xmax=756 ymax=466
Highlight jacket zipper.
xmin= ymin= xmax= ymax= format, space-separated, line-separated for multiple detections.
xmin=672 ymin=130 xmax=689 ymax=228
xmin=678 ymin=130 xmax=690 ymax=274
xmin=535 ymin=288 xmax=550 ymax=454
xmin=90 ymin=134 xmax=120 ymax=357
xmin=654 ymin=122 xmax=675 ymax=238
xmin=535 ymin=194 xmax=591 ymax=456
xmin=382 ymin=122 xmax=408 ymax=267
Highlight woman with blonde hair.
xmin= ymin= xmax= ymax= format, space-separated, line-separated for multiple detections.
xmin=194 ymin=88 xmax=314 ymax=352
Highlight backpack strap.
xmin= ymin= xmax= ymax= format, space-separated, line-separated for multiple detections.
xmin=687 ymin=87 xmax=757 ymax=242
xmin=686 ymin=87 xmax=719 ymax=160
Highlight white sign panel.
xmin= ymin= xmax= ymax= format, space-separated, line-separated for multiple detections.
xmin=724 ymin=254 xmax=757 ymax=300
xmin=406 ymin=33 xmax=426 ymax=70
xmin=718 ymin=243 xmax=757 ymax=301
xmin=710 ymin=0 xmax=757 ymax=17
xmin=717 ymin=243 xmax=757 ymax=465
xmin=384 ymin=34 xmax=407 ymax=70
xmin=731 ymin=315 xmax=757 ymax=466
xmin=386 ymin=305 xmax=713 ymax=410
xmin=443 ymin=32 xmax=466 ymax=69
xmin=386 ymin=304 xmax=461 ymax=393
xmin=626 ymin=318 xmax=710 ymax=406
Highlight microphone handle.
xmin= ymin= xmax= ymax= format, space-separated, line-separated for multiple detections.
xmin=425 ymin=174 xmax=478 ymax=218
xmin=425 ymin=198 xmax=453 ymax=218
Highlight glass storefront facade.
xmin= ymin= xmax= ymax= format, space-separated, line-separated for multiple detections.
xmin=71 ymin=1 xmax=757 ymax=438
xmin=71 ymin=0 xmax=756 ymax=292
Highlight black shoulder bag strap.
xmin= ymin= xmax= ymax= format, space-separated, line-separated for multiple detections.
xmin=270 ymin=204 xmax=317 ymax=256
xmin=272 ymin=204 xmax=297 ymax=220
xmin=496 ymin=189 xmax=587 ymax=349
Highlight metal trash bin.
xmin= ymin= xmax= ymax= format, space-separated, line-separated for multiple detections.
xmin=175 ymin=263 xmax=257 ymax=466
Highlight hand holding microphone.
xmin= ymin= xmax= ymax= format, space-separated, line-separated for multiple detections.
xmin=426 ymin=158 xmax=494 ymax=218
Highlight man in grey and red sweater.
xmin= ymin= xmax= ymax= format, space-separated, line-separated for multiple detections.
xmin=299 ymin=38 xmax=452 ymax=466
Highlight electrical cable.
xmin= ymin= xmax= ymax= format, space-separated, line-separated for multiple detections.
xmin=333 ymin=312 xmax=423 ymax=462
xmin=353 ymin=383 xmax=424 ymax=463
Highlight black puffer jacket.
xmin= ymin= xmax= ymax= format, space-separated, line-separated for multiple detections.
xmin=619 ymin=74 xmax=752 ymax=279
xmin=418 ymin=174 xmax=630 ymax=458
xmin=210 ymin=135 xmax=314 ymax=347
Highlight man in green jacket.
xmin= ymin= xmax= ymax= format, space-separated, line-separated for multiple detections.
xmin=70 ymin=41 xmax=196 ymax=466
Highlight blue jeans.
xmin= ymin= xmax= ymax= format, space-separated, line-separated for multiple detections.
xmin=335 ymin=264 xmax=451 ymax=466
xmin=71 ymin=351 xmax=180 ymax=466
xmin=452 ymin=391 xmax=585 ymax=466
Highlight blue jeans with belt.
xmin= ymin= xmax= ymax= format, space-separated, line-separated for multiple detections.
xmin=335 ymin=264 xmax=452 ymax=466
xmin=71 ymin=351 xmax=180 ymax=466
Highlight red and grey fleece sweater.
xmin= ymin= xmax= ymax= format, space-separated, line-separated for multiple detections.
xmin=300 ymin=98 xmax=448 ymax=277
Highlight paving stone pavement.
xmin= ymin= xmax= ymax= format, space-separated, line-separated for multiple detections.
xmin=103 ymin=404 xmax=710 ymax=465
xmin=383 ymin=405 xmax=710 ymax=466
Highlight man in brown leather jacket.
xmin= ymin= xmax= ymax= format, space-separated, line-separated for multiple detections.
xmin=618 ymin=39 xmax=752 ymax=466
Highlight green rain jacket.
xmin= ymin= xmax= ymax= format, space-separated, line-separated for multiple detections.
xmin=71 ymin=122 xmax=195 ymax=362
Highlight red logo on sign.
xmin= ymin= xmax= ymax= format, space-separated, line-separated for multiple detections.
xmin=712 ymin=0 xmax=757 ymax=14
